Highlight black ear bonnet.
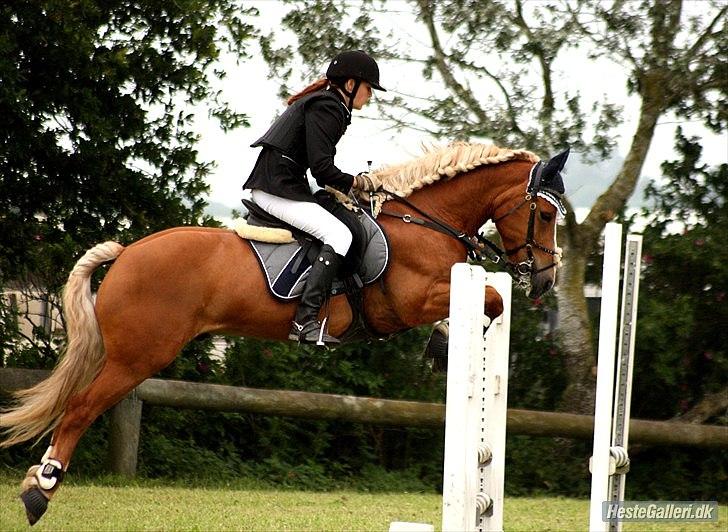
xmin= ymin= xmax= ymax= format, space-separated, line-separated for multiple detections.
xmin=527 ymin=147 xmax=569 ymax=216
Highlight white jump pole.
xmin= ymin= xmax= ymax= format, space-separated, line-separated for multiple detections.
xmin=589 ymin=222 xmax=623 ymax=531
xmin=442 ymin=265 xmax=512 ymax=532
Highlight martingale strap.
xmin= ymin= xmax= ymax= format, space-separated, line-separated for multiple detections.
xmin=378 ymin=194 xmax=485 ymax=260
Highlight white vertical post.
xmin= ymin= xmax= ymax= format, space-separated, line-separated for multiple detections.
xmin=589 ymin=223 xmax=623 ymax=532
xmin=479 ymin=272 xmax=512 ymax=532
xmin=607 ymin=234 xmax=642 ymax=531
xmin=442 ymin=264 xmax=487 ymax=532
xmin=442 ymin=265 xmax=511 ymax=532
xmin=612 ymin=234 xmax=641 ymax=461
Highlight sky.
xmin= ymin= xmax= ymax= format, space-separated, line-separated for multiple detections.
xmin=193 ymin=1 xmax=727 ymax=224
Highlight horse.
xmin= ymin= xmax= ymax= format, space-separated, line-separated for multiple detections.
xmin=0 ymin=142 xmax=568 ymax=525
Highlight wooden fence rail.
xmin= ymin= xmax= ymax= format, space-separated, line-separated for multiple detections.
xmin=1 ymin=367 xmax=726 ymax=476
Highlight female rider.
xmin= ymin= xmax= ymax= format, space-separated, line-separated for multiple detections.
xmin=244 ymin=50 xmax=385 ymax=346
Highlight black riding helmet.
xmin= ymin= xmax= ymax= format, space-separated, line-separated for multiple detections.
xmin=326 ymin=50 xmax=386 ymax=91
xmin=326 ymin=50 xmax=385 ymax=114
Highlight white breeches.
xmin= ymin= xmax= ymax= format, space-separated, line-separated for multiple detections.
xmin=251 ymin=189 xmax=352 ymax=256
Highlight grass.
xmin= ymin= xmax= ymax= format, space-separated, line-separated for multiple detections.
xmin=0 ymin=475 xmax=725 ymax=531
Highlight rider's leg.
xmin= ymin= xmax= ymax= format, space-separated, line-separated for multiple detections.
xmin=290 ymin=243 xmax=343 ymax=344
xmin=250 ymin=190 xmax=352 ymax=345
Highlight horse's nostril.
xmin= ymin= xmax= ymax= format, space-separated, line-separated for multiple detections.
xmin=544 ymin=279 xmax=553 ymax=292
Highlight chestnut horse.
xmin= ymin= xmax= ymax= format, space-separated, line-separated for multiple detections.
xmin=1 ymin=142 xmax=568 ymax=524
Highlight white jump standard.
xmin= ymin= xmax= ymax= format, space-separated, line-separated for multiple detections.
xmin=391 ymin=264 xmax=512 ymax=532
xmin=589 ymin=223 xmax=643 ymax=532
xmin=392 ymin=225 xmax=641 ymax=532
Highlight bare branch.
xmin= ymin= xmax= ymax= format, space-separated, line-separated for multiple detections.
xmin=687 ymin=5 xmax=728 ymax=56
xmin=447 ymin=56 xmax=526 ymax=137
xmin=564 ymin=0 xmax=639 ymax=69
xmin=673 ymin=387 xmax=728 ymax=424
xmin=414 ymin=0 xmax=490 ymax=126
xmin=513 ymin=0 xmax=555 ymax=119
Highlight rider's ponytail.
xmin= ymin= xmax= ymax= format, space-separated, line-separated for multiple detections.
xmin=287 ymin=78 xmax=330 ymax=105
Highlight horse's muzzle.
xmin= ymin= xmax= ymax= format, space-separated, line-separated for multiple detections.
xmin=528 ymin=271 xmax=555 ymax=299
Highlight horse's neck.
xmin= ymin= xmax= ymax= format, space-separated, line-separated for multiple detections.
xmin=410 ymin=163 xmax=525 ymax=235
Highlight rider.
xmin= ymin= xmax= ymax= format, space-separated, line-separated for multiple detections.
xmin=244 ymin=50 xmax=386 ymax=346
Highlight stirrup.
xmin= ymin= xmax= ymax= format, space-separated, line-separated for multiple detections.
xmin=288 ymin=318 xmax=340 ymax=346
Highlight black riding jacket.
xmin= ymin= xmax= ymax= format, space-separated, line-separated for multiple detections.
xmin=244 ymin=88 xmax=354 ymax=202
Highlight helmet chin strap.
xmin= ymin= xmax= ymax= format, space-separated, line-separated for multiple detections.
xmin=339 ymin=79 xmax=361 ymax=114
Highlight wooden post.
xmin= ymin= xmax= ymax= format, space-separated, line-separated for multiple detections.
xmin=107 ymin=389 xmax=142 ymax=476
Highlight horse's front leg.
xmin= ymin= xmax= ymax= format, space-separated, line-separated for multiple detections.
xmin=418 ymin=279 xmax=503 ymax=324
xmin=484 ymin=285 xmax=504 ymax=320
xmin=422 ymin=282 xmax=503 ymax=373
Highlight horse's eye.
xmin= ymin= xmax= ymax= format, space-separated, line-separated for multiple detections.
xmin=540 ymin=211 xmax=554 ymax=223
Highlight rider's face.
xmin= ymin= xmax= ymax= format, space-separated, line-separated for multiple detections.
xmin=346 ymin=80 xmax=372 ymax=110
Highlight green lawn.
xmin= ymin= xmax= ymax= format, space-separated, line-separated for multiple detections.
xmin=0 ymin=477 xmax=724 ymax=531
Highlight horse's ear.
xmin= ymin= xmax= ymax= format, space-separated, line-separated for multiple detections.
xmin=541 ymin=147 xmax=569 ymax=194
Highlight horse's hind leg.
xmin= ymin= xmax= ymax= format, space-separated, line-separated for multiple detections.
xmin=20 ymin=345 xmax=180 ymax=524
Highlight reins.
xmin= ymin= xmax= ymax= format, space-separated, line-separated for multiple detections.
xmin=370 ymin=161 xmax=561 ymax=288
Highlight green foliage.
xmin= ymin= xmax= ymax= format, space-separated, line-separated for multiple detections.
xmin=629 ymin=130 xmax=727 ymax=421
xmin=209 ymin=331 xmax=447 ymax=484
xmin=1 ymin=1 xmax=256 ymax=275
xmin=505 ymin=436 xmax=591 ymax=497
xmin=0 ymin=1 xmax=257 ymax=362
xmin=507 ymin=291 xmax=567 ymax=411
xmin=626 ymin=447 xmax=727 ymax=501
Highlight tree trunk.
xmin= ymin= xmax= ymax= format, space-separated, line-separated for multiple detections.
xmin=556 ymin=89 xmax=664 ymax=414
xmin=556 ymin=241 xmax=596 ymax=413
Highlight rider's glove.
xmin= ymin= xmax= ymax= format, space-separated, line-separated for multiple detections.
xmin=353 ymin=172 xmax=382 ymax=192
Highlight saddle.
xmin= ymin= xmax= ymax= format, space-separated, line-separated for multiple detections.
xmin=238 ymin=193 xmax=389 ymax=302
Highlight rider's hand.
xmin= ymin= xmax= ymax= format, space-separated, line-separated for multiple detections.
xmin=353 ymin=172 xmax=382 ymax=192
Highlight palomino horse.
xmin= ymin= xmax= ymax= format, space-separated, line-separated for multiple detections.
xmin=1 ymin=142 xmax=568 ymax=524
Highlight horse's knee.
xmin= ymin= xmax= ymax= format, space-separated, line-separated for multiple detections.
xmin=484 ymin=285 xmax=503 ymax=319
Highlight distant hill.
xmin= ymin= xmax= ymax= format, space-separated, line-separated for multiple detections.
xmin=563 ymin=153 xmax=650 ymax=210
xmin=205 ymin=200 xmax=238 ymax=219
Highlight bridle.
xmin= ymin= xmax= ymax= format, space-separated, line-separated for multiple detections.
xmin=375 ymin=161 xmax=562 ymax=289
xmin=489 ymin=190 xmax=560 ymax=284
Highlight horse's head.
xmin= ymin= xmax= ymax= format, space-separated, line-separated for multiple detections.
xmin=493 ymin=148 xmax=569 ymax=299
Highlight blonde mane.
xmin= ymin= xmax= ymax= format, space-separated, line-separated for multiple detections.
xmin=371 ymin=142 xmax=540 ymax=197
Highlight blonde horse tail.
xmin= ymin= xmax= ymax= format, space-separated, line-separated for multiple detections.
xmin=0 ymin=241 xmax=125 ymax=448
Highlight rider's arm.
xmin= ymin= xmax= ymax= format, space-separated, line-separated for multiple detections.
xmin=304 ymin=99 xmax=355 ymax=194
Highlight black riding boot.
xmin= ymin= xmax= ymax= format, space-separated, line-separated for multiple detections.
xmin=288 ymin=244 xmax=343 ymax=346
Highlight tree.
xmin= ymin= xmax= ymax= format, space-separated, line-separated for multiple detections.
xmin=0 ymin=1 xmax=256 ymax=359
xmin=0 ymin=1 xmax=255 ymax=282
xmin=259 ymin=0 xmax=727 ymax=412
xmin=631 ymin=129 xmax=728 ymax=423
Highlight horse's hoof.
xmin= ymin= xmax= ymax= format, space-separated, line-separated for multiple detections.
xmin=20 ymin=488 xmax=48 ymax=526
xmin=425 ymin=321 xmax=449 ymax=373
